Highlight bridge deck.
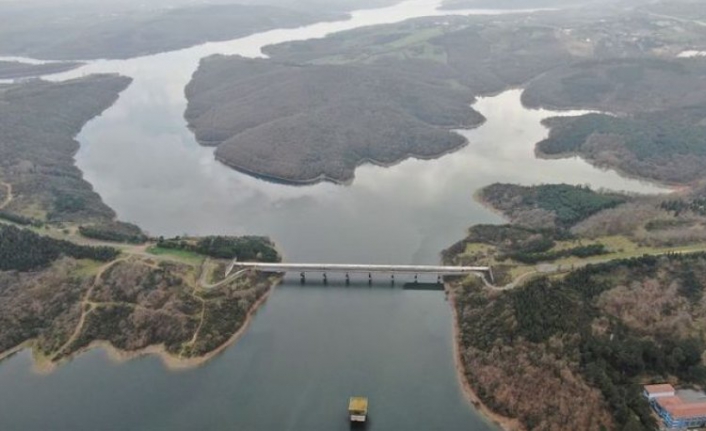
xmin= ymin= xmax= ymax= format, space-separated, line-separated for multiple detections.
xmin=234 ymin=262 xmax=490 ymax=275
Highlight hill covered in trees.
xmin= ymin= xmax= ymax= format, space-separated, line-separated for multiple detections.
xmin=186 ymin=17 xmax=578 ymax=183
xmin=537 ymin=105 xmax=706 ymax=185
xmin=0 ymin=3 xmax=337 ymax=60
xmin=0 ymin=74 xmax=131 ymax=223
xmin=0 ymin=254 xmax=279 ymax=369
xmin=479 ymin=183 xmax=628 ymax=229
xmin=185 ymin=55 xmax=481 ymax=184
xmin=451 ymin=252 xmax=706 ymax=431
xmin=520 ymin=58 xmax=706 ymax=185
xmin=523 ymin=58 xmax=706 ymax=113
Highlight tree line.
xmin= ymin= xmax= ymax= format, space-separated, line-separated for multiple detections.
xmin=0 ymin=225 xmax=119 ymax=271
xmin=78 ymin=221 xmax=147 ymax=244
xmin=156 ymin=235 xmax=279 ymax=262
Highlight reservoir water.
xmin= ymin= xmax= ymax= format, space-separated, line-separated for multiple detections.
xmin=0 ymin=1 xmax=668 ymax=430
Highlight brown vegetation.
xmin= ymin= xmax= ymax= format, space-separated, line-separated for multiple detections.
xmin=523 ymin=58 xmax=706 ymax=113
xmin=0 ymin=74 xmax=131 ymax=223
xmin=0 ymin=255 xmax=279 ymax=368
xmin=186 ymin=18 xmax=578 ymax=183
xmin=186 ymin=56 xmax=480 ymax=184
xmin=450 ymin=252 xmax=706 ymax=431
xmin=0 ymin=258 xmax=89 ymax=359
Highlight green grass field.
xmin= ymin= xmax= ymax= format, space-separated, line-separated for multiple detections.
xmin=146 ymin=246 xmax=205 ymax=266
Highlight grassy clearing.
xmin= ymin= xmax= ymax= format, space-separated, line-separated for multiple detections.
xmin=69 ymin=259 xmax=105 ymax=278
xmin=17 ymin=201 xmax=48 ymax=221
xmin=464 ymin=242 xmax=494 ymax=255
xmin=389 ymin=28 xmax=445 ymax=49
xmin=146 ymin=246 xmax=205 ymax=266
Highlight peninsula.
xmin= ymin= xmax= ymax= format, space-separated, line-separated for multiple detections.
xmin=0 ymin=75 xmax=282 ymax=371
xmin=185 ymin=15 xmax=578 ymax=184
xmin=445 ymin=182 xmax=706 ymax=430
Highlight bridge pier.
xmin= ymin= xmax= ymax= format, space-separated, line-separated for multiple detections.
xmin=323 ymin=273 xmax=328 ymax=285
xmin=345 ymin=273 xmax=350 ymax=285
xmin=437 ymin=275 xmax=442 ymax=284
xmin=236 ymin=262 xmax=493 ymax=287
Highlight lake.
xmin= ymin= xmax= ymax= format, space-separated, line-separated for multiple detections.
xmin=0 ymin=1 xmax=667 ymax=429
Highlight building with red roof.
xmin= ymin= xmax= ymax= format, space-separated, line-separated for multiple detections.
xmin=645 ymin=384 xmax=706 ymax=429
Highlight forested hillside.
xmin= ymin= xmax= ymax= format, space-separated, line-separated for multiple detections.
xmin=0 ymin=254 xmax=279 ymax=368
xmin=451 ymin=253 xmax=706 ymax=431
xmin=0 ymin=74 xmax=131 ymax=223
xmin=0 ymin=4 xmax=337 ymax=60
xmin=480 ymin=183 xmax=628 ymax=229
xmin=523 ymin=58 xmax=706 ymax=113
xmin=538 ymin=105 xmax=706 ymax=184
xmin=186 ymin=56 xmax=480 ymax=183
xmin=185 ymin=17 xmax=577 ymax=184
xmin=0 ymin=225 xmax=118 ymax=272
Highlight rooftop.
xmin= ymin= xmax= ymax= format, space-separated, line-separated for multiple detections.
xmin=645 ymin=384 xmax=676 ymax=395
xmin=656 ymin=395 xmax=706 ymax=419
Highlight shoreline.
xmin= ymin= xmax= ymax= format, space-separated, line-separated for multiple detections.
xmin=212 ymin=134 xmax=480 ymax=187
xmin=533 ymin=142 xmax=689 ymax=195
xmin=1 ymin=277 xmax=281 ymax=375
xmin=472 ymin=188 xmax=511 ymax=222
xmin=204 ymin=115 xmax=486 ymax=187
xmin=447 ymin=284 xmax=523 ymax=431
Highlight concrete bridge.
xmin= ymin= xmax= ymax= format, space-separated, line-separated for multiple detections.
xmin=230 ymin=262 xmax=493 ymax=285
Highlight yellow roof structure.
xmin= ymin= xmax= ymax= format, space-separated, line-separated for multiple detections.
xmin=349 ymin=397 xmax=368 ymax=413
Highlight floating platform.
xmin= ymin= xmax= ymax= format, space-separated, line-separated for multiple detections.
xmin=349 ymin=396 xmax=368 ymax=423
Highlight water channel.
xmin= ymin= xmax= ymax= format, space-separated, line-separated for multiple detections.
xmin=0 ymin=0 xmax=668 ymax=429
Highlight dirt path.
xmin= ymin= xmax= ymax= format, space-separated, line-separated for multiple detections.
xmin=184 ymin=291 xmax=207 ymax=352
xmin=52 ymin=258 xmax=126 ymax=359
xmin=0 ymin=181 xmax=12 ymax=210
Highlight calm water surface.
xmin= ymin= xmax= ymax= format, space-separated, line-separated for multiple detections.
xmin=0 ymin=1 xmax=668 ymax=430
